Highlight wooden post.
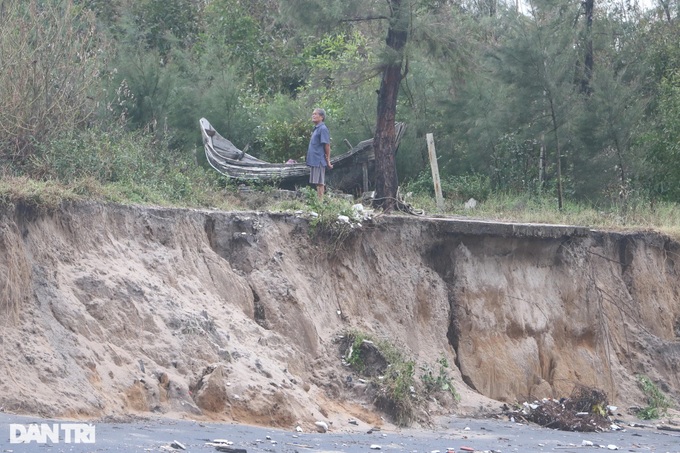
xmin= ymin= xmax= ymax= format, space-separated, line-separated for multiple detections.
xmin=426 ymin=133 xmax=444 ymax=211
xmin=362 ymin=162 xmax=369 ymax=193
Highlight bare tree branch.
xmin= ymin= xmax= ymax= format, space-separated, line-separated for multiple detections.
xmin=339 ymin=15 xmax=389 ymax=23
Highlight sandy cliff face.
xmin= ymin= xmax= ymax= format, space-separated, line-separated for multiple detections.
xmin=0 ymin=202 xmax=678 ymax=429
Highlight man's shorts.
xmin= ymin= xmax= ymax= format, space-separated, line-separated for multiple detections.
xmin=309 ymin=166 xmax=326 ymax=185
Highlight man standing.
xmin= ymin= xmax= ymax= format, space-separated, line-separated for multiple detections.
xmin=306 ymin=108 xmax=332 ymax=199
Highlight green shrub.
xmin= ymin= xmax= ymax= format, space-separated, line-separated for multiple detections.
xmin=637 ymin=375 xmax=671 ymax=420
xmin=344 ymin=330 xmax=417 ymax=426
xmin=377 ymin=359 xmax=417 ymax=427
xmin=404 ymin=171 xmax=492 ymax=202
xmin=342 ymin=330 xmax=460 ymax=427
xmin=300 ymin=187 xmax=357 ymax=251
xmin=255 ymin=119 xmax=310 ymax=163
xmin=345 ymin=330 xmax=371 ymax=372
xmin=25 ymin=126 xmax=236 ymax=209
xmin=420 ymin=357 xmax=460 ymax=400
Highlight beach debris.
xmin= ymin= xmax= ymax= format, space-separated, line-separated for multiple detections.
xmin=315 ymin=421 xmax=328 ymax=433
xmin=505 ymin=384 xmax=613 ymax=432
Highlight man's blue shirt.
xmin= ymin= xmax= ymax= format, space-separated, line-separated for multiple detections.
xmin=306 ymin=122 xmax=330 ymax=167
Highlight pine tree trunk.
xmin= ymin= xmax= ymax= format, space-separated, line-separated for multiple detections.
xmin=580 ymin=0 xmax=594 ymax=95
xmin=373 ymin=0 xmax=408 ymax=212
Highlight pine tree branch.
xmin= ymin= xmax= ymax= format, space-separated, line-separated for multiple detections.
xmin=339 ymin=15 xmax=389 ymax=23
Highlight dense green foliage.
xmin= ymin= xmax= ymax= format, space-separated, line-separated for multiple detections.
xmin=1 ymin=0 xmax=680 ymax=216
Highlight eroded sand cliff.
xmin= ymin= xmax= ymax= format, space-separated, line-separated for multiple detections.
xmin=0 ymin=202 xmax=678 ymax=430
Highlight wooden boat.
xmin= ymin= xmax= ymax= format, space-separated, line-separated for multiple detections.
xmin=200 ymin=118 xmax=405 ymax=194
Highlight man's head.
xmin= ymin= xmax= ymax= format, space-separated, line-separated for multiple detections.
xmin=311 ymin=108 xmax=325 ymax=124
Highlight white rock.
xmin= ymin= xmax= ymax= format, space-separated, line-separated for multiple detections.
xmin=370 ymin=445 xmax=382 ymax=450
xmin=581 ymin=440 xmax=594 ymax=446
xmin=295 ymin=425 xmax=303 ymax=432
xmin=607 ymin=445 xmax=619 ymax=450
xmin=464 ymin=198 xmax=478 ymax=209
xmin=315 ymin=421 xmax=328 ymax=433
xmin=170 ymin=440 xmax=186 ymax=450
xmin=337 ymin=215 xmax=350 ymax=223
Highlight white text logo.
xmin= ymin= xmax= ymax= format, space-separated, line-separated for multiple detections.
xmin=9 ymin=423 xmax=96 ymax=444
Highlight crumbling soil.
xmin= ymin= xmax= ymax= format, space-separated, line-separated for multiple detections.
xmin=1 ymin=201 xmax=679 ymax=432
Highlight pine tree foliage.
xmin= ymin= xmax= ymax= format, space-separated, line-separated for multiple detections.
xmin=3 ymin=0 xmax=680 ymax=209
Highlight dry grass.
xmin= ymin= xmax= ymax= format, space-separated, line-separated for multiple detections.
xmin=2 ymin=172 xmax=680 ymax=240
xmin=0 ymin=175 xmax=81 ymax=211
xmin=0 ymin=0 xmax=103 ymax=162
xmin=403 ymin=192 xmax=680 ymax=240
xmin=0 ymin=174 xmax=243 ymax=213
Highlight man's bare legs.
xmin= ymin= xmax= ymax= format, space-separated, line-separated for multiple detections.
xmin=316 ymin=184 xmax=325 ymax=200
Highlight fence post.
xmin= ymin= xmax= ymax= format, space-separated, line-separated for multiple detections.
xmin=426 ymin=133 xmax=444 ymax=211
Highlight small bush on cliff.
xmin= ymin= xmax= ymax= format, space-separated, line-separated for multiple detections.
xmin=420 ymin=357 xmax=460 ymax=401
xmin=298 ymin=187 xmax=357 ymax=251
xmin=345 ymin=330 xmax=372 ymax=372
xmin=341 ymin=330 xmax=458 ymax=426
xmin=636 ymin=375 xmax=671 ymax=420
xmin=376 ymin=359 xmax=417 ymax=426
